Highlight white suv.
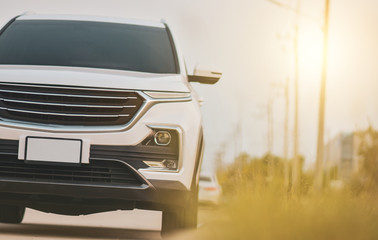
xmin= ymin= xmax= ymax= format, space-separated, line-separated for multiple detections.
xmin=0 ymin=14 xmax=220 ymax=234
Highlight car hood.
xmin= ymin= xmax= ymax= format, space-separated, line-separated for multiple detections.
xmin=0 ymin=65 xmax=190 ymax=93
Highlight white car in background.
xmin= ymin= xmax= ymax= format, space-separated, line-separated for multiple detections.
xmin=0 ymin=13 xmax=221 ymax=235
xmin=199 ymin=172 xmax=222 ymax=206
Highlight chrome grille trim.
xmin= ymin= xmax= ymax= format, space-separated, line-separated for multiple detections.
xmin=0 ymin=83 xmax=144 ymax=126
xmin=0 ymin=98 xmax=136 ymax=109
xmin=0 ymin=107 xmax=130 ymax=118
xmin=0 ymin=89 xmax=132 ymax=100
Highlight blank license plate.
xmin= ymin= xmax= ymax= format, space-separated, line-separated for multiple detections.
xmin=25 ymin=137 xmax=82 ymax=164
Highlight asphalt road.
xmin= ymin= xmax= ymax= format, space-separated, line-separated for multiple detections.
xmin=0 ymin=207 xmax=214 ymax=239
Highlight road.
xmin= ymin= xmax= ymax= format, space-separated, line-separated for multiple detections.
xmin=0 ymin=207 xmax=214 ymax=239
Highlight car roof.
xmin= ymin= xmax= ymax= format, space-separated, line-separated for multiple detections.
xmin=16 ymin=14 xmax=166 ymax=29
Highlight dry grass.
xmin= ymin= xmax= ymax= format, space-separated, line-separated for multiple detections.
xmin=172 ymin=166 xmax=378 ymax=240
xmin=175 ymin=133 xmax=378 ymax=240
xmin=170 ymin=147 xmax=378 ymax=240
xmin=188 ymin=186 xmax=378 ymax=240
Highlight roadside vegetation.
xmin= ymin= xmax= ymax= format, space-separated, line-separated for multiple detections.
xmin=187 ymin=127 xmax=378 ymax=239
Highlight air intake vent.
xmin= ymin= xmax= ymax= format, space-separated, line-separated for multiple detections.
xmin=0 ymin=157 xmax=143 ymax=187
xmin=0 ymin=83 xmax=144 ymax=126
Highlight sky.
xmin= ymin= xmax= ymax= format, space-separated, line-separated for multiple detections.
xmin=0 ymin=0 xmax=377 ymax=171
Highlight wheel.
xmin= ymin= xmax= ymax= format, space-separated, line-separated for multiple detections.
xmin=0 ymin=205 xmax=25 ymax=224
xmin=161 ymin=186 xmax=198 ymax=236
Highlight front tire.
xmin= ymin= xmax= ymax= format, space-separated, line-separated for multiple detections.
xmin=161 ymin=186 xmax=198 ymax=236
xmin=0 ymin=205 xmax=25 ymax=224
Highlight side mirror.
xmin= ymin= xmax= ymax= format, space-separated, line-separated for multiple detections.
xmin=188 ymin=66 xmax=222 ymax=84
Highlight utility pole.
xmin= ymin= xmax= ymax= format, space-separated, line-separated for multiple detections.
xmin=315 ymin=0 xmax=330 ymax=190
xmin=283 ymin=76 xmax=290 ymax=188
xmin=267 ymin=98 xmax=274 ymax=155
xmin=266 ymin=0 xmax=302 ymax=193
xmin=267 ymin=98 xmax=274 ymax=178
xmin=291 ymin=0 xmax=301 ymax=194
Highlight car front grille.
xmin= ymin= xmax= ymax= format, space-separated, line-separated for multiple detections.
xmin=0 ymin=83 xmax=144 ymax=126
xmin=0 ymin=158 xmax=143 ymax=187
xmin=0 ymin=159 xmax=144 ymax=189
xmin=0 ymin=139 xmax=18 ymax=156
xmin=0 ymin=140 xmax=145 ymax=187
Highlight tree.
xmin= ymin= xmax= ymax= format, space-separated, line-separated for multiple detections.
xmin=357 ymin=126 xmax=378 ymax=190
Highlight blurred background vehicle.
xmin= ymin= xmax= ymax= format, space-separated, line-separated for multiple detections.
xmin=198 ymin=172 xmax=222 ymax=206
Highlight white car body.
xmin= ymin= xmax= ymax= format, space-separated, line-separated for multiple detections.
xmin=0 ymin=65 xmax=200 ymax=189
xmin=0 ymin=14 xmax=220 ymax=233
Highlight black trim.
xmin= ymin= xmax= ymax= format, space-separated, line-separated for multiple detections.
xmin=149 ymin=179 xmax=187 ymax=191
xmin=0 ymin=179 xmax=191 ymax=214
xmin=90 ymin=144 xmax=178 ymax=169
xmin=0 ymin=134 xmax=180 ymax=171
xmin=0 ymin=192 xmax=137 ymax=215
xmin=0 ymin=180 xmax=152 ymax=215
xmin=0 ymin=179 xmax=150 ymax=200
xmin=188 ymin=75 xmax=220 ymax=85
xmin=0 ymin=139 xmax=18 ymax=155
xmin=91 ymin=128 xmax=179 ymax=170
xmin=0 ymin=15 xmax=19 ymax=37
xmin=164 ymin=23 xmax=180 ymax=74
xmin=148 ymin=179 xmax=190 ymax=209
xmin=0 ymin=134 xmax=192 ymax=213
xmin=0 ymin=158 xmax=145 ymax=187
xmin=191 ymin=128 xmax=204 ymax=190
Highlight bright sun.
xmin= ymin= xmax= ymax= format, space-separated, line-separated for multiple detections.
xmin=298 ymin=25 xmax=324 ymax=77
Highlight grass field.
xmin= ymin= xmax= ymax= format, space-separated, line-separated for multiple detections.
xmin=179 ymin=151 xmax=378 ymax=240
xmin=183 ymin=183 xmax=378 ymax=240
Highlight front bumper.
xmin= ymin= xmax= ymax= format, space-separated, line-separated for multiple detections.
xmin=0 ymin=148 xmax=190 ymax=214
xmin=0 ymin=175 xmax=190 ymax=215
xmin=0 ymin=178 xmax=189 ymax=208
xmin=0 ymin=100 xmax=202 ymax=190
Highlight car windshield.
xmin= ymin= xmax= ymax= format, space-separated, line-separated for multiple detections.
xmin=0 ymin=20 xmax=178 ymax=74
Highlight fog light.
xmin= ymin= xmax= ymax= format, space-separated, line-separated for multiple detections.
xmin=143 ymin=159 xmax=178 ymax=170
xmin=154 ymin=131 xmax=171 ymax=146
xmin=163 ymin=159 xmax=177 ymax=169
xmin=143 ymin=161 xmax=165 ymax=168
